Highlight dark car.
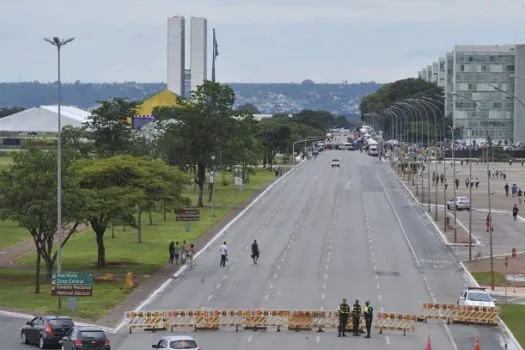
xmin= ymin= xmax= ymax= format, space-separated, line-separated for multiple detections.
xmin=61 ymin=326 xmax=111 ymax=350
xmin=21 ymin=315 xmax=74 ymax=349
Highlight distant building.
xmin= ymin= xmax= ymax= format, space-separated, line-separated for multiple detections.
xmin=418 ymin=44 xmax=525 ymax=143
xmin=184 ymin=69 xmax=191 ymax=98
xmin=132 ymin=90 xmax=180 ymax=129
xmin=167 ymin=16 xmax=186 ymax=96
xmin=190 ymin=17 xmax=208 ymax=93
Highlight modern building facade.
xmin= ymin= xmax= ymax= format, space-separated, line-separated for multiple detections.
xmin=167 ymin=16 xmax=186 ymax=96
xmin=190 ymin=17 xmax=208 ymax=93
xmin=418 ymin=44 xmax=525 ymax=143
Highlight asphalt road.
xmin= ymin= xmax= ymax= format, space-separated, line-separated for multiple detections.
xmin=5 ymin=151 xmax=520 ymax=350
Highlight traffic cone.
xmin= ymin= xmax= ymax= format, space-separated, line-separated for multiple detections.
xmin=425 ymin=335 xmax=432 ymax=350
xmin=473 ymin=336 xmax=480 ymax=350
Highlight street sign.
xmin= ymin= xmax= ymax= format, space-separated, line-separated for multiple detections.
xmin=51 ymin=284 xmax=93 ymax=297
xmin=234 ymin=177 xmax=242 ymax=186
xmin=176 ymin=207 xmax=200 ymax=222
xmin=512 ymin=248 xmax=517 ymax=258
xmin=51 ymin=272 xmax=93 ymax=297
xmin=51 ymin=272 xmax=92 ymax=285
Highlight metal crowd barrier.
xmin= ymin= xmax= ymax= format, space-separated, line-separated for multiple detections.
xmin=419 ymin=303 xmax=501 ymax=326
xmin=123 ymin=309 xmax=417 ymax=335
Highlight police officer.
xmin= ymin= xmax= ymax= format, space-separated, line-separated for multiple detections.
xmin=363 ymin=301 xmax=374 ymax=338
xmin=337 ymin=298 xmax=350 ymax=337
xmin=351 ymin=299 xmax=362 ymax=336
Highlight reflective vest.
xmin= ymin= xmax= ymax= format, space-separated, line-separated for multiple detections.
xmin=339 ymin=303 xmax=350 ymax=316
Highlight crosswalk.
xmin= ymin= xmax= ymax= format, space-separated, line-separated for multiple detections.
xmin=420 ymin=259 xmax=453 ymax=265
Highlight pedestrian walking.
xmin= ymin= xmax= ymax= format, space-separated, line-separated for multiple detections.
xmin=505 ymin=183 xmax=510 ymax=197
xmin=351 ymin=299 xmax=362 ymax=336
xmin=363 ymin=301 xmax=374 ymax=338
xmin=513 ymin=204 xmax=519 ymax=221
xmin=174 ymin=241 xmax=180 ymax=264
xmin=337 ymin=298 xmax=350 ymax=337
xmin=251 ymin=240 xmax=260 ymax=264
xmin=168 ymin=241 xmax=175 ymax=264
xmin=181 ymin=240 xmax=187 ymax=264
xmin=220 ymin=241 xmax=228 ymax=267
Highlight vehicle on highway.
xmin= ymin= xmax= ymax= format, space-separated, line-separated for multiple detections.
xmin=61 ymin=326 xmax=110 ymax=350
xmin=458 ymin=287 xmax=496 ymax=307
xmin=152 ymin=335 xmax=200 ymax=349
xmin=368 ymin=145 xmax=379 ymax=156
xmin=447 ymin=196 xmax=470 ymax=210
xmin=21 ymin=315 xmax=74 ymax=349
xmin=331 ymin=159 xmax=340 ymax=167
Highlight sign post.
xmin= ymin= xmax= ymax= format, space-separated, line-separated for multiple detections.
xmin=234 ymin=176 xmax=243 ymax=198
xmin=176 ymin=207 xmax=201 ymax=232
xmin=51 ymin=272 xmax=93 ymax=297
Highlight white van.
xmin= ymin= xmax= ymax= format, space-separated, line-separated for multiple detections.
xmin=368 ymin=145 xmax=379 ymax=156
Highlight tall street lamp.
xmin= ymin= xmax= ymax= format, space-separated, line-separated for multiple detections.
xmin=44 ymin=36 xmax=75 ymax=310
xmin=448 ymin=125 xmax=458 ymax=242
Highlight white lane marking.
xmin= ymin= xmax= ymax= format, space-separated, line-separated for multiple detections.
xmin=386 ymin=336 xmax=390 ymax=345
xmin=381 ymin=306 xmax=384 ymax=312
xmin=316 ymin=335 xmax=320 ymax=343
xmin=378 ymin=294 xmax=382 ymax=301
xmin=236 ymin=258 xmax=240 ymax=263
xmin=223 ymin=275 xmax=228 ymax=280
xmin=320 ymin=306 xmax=324 ymax=311
xmin=376 ymin=283 xmax=380 ymax=290
xmin=329 ymin=244 xmax=332 ymax=249
xmin=269 ymin=283 xmax=273 ymax=289
xmin=327 ymin=257 xmax=330 ymax=263
xmin=241 ymin=251 xmax=245 ymax=256
xmin=321 ymin=293 xmax=325 ymax=300
xmin=277 ymin=265 xmax=281 ymax=270
xmin=325 ymin=265 xmax=329 ymax=269
xmin=323 ymin=283 xmax=326 ymax=289
xmin=375 ymin=275 xmax=378 ymax=280
xmin=324 ymin=274 xmax=328 ymax=279
xmin=373 ymin=265 xmax=377 ymax=271
xmin=281 ymin=257 xmax=284 ymax=262
xmin=247 ymin=335 xmax=252 ymax=343
xmin=265 ymin=294 xmax=269 ymax=300
xmin=273 ymin=273 xmax=277 ymax=279
xmin=376 ymin=172 xmax=459 ymax=350
xmin=230 ymin=266 xmax=234 ymax=271
xmin=207 ymin=295 xmax=213 ymax=301
xmin=371 ymin=251 xmax=374 ymax=257
xmin=216 ymin=283 xmax=221 ymax=289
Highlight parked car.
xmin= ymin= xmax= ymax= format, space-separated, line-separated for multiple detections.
xmin=60 ymin=326 xmax=111 ymax=350
xmin=458 ymin=287 xmax=496 ymax=308
xmin=152 ymin=335 xmax=200 ymax=349
xmin=331 ymin=159 xmax=340 ymax=167
xmin=21 ymin=315 xmax=74 ymax=349
xmin=447 ymin=196 xmax=470 ymax=210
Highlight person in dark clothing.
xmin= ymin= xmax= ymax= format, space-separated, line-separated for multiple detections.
xmin=168 ymin=241 xmax=175 ymax=263
xmin=251 ymin=240 xmax=260 ymax=264
xmin=513 ymin=204 xmax=519 ymax=221
xmin=352 ymin=300 xmax=362 ymax=336
xmin=363 ymin=301 xmax=374 ymax=338
xmin=338 ymin=298 xmax=350 ymax=337
xmin=505 ymin=183 xmax=510 ymax=197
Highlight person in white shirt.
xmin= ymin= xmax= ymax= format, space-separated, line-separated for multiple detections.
xmin=220 ymin=241 xmax=227 ymax=267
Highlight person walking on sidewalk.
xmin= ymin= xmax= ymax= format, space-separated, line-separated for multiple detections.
xmin=513 ymin=204 xmax=519 ymax=221
xmin=169 ymin=241 xmax=175 ymax=264
xmin=220 ymin=241 xmax=228 ymax=267
xmin=505 ymin=183 xmax=510 ymax=197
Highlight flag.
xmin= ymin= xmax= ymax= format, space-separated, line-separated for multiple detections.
xmin=213 ymin=28 xmax=219 ymax=58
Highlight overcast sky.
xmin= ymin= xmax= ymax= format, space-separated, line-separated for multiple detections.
xmin=1 ymin=0 xmax=524 ymax=84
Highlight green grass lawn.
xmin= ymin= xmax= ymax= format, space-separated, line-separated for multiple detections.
xmin=0 ymin=219 xmax=30 ymax=249
xmin=471 ymin=271 xmax=507 ymax=285
xmin=501 ymin=304 xmax=525 ymax=348
xmin=2 ymin=169 xmax=276 ymax=320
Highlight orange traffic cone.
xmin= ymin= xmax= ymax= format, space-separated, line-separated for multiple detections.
xmin=473 ymin=336 xmax=480 ymax=350
xmin=425 ymin=335 xmax=432 ymax=350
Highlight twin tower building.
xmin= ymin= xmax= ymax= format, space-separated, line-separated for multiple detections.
xmin=167 ymin=16 xmax=209 ymax=97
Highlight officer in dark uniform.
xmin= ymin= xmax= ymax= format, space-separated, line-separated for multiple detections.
xmin=337 ymin=298 xmax=350 ymax=337
xmin=363 ymin=300 xmax=374 ymax=338
xmin=351 ymin=299 xmax=362 ymax=336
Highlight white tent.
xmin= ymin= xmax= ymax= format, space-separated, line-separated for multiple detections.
xmin=0 ymin=105 xmax=90 ymax=132
xmin=367 ymin=139 xmax=379 ymax=145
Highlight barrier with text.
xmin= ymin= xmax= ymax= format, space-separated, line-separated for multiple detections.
xmin=419 ymin=303 xmax=501 ymax=326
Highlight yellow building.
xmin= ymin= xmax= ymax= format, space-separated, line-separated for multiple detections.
xmin=128 ymin=89 xmax=180 ymax=126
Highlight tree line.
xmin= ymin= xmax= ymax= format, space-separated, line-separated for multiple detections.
xmin=0 ymin=81 xmax=345 ymax=294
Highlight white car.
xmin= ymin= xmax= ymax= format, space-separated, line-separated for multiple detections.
xmin=152 ymin=335 xmax=201 ymax=350
xmin=447 ymin=196 xmax=470 ymax=211
xmin=458 ymin=287 xmax=496 ymax=308
xmin=331 ymin=159 xmax=340 ymax=167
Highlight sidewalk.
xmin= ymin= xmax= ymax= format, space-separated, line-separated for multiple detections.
xmin=0 ymin=223 xmax=91 ymax=268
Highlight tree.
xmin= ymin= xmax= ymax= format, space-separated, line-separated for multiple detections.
xmin=154 ymin=81 xmax=238 ymax=207
xmin=84 ymin=97 xmax=138 ymax=157
xmin=292 ymin=109 xmax=335 ymax=130
xmin=359 ymin=78 xmax=459 ymax=141
xmin=258 ymin=118 xmax=293 ymax=168
xmin=0 ymin=149 xmax=82 ymax=292
xmin=223 ymin=113 xmax=263 ymax=176
xmin=61 ymin=125 xmax=94 ymax=159
xmin=237 ymin=103 xmax=259 ymax=114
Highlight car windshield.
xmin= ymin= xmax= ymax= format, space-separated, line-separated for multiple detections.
xmin=169 ymin=340 xmax=198 ymax=349
xmin=48 ymin=319 xmax=74 ymax=328
xmin=79 ymin=331 xmax=105 ymax=339
xmin=468 ymin=292 xmax=493 ymax=302
xmin=457 ymin=197 xmax=469 ymax=201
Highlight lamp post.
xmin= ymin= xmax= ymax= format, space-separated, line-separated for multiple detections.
xmin=292 ymin=136 xmax=324 ymax=164
xmin=449 ymin=125 xmax=457 ymax=242
xmin=486 ymin=133 xmax=494 ymax=291
xmin=211 ymin=155 xmax=216 ymax=217
xmin=44 ymin=36 xmax=75 ymax=310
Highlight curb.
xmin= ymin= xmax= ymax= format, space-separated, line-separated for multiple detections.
xmin=386 ymin=164 xmax=524 ymax=350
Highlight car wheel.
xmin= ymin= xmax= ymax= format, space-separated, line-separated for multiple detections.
xmin=456 ymin=205 xmax=460 ymax=211
xmin=39 ymin=336 xmax=46 ymax=349
xmin=21 ymin=332 xmax=28 ymax=344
